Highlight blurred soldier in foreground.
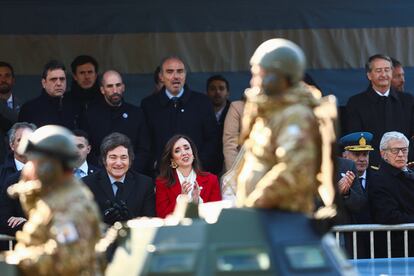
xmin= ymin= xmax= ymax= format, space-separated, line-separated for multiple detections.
xmin=236 ymin=38 xmax=323 ymax=214
xmin=4 ymin=125 xmax=102 ymax=275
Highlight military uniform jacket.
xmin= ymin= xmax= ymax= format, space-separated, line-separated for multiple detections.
xmin=236 ymin=84 xmax=322 ymax=214
xmin=335 ymin=157 xmax=368 ymax=224
xmin=80 ymin=98 xmax=152 ymax=175
xmin=12 ymin=178 xmax=101 ymax=275
xmin=141 ymin=86 xmax=219 ymax=174
xmin=83 ymin=170 xmax=156 ymax=219
xmin=346 ymin=86 xmax=414 ymax=165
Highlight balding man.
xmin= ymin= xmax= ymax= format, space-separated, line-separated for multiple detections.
xmin=80 ymin=70 xmax=151 ymax=175
xmin=141 ymin=56 xmax=218 ymax=175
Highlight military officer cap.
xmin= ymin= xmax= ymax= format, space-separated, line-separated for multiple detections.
xmin=339 ymin=132 xmax=374 ymax=152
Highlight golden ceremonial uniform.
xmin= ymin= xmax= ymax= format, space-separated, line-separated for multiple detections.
xmin=7 ymin=176 xmax=101 ymax=276
xmin=236 ymin=83 xmax=322 ymax=214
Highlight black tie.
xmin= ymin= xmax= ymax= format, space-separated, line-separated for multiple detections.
xmin=171 ymin=97 xmax=179 ymax=108
xmin=114 ymin=181 xmax=123 ymax=199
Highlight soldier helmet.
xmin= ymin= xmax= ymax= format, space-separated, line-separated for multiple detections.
xmin=17 ymin=125 xmax=78 ymax=168
xmin=250 ymin=38 xmax=306 ymax=85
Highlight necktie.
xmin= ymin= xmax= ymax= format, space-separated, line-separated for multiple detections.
xmin=114 ymin=181 xmax=123 ymax=199
xmin=171 ymin=97 xmax=179 ymax=108
xmin=359 ymin=177 xmax=365 ymax=190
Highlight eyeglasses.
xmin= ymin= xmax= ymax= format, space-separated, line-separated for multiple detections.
xmin=386 ymin=147 xmax=409 ymax=154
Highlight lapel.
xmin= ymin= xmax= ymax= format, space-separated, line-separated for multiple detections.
xmin=122 ymin=171 xmax=135 ymax=202
xmin=99 ymin=171 xmax=116 ymax=201
xmin=196 ymin=173 xmax=208 ymax=198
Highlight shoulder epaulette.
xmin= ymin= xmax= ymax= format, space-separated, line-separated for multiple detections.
xmin=370 ymin=165 xmax=379 ymax=170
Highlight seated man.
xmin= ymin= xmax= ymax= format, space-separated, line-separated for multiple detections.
xmin=369 ymin=131 xmax=414 ymax=257
xmin=72 ymin=129 xmax=98 ymax=178
xmin=82 ymin=132 xmax=155 ymax=225
xmin=0 ymin=122 xmax=36 ymax=189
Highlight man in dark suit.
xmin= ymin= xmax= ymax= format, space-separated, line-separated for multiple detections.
xmin=80 ymin=70 xmax=151 ymax=176
xmin=18 ymin=60 xmax=80 ymax=130
xmin=206 ymin=74 xmax=231 ymax=175
xmin=141 ymin=56 xmax=219 ymax=175
xmin=346 ymin=54 xmax=414 ymax=166
xmin=0 ymin=62 xmax=22 ymax=162
xmin=82 ymin=132 xmax=155 ymax=225
xmin=72 ymin=129 xmax=98 ymax=178
xmin=369 ymin=131 xmax=414 ymax=257
xmin=0 ymin=122 xmax=36 ymax=189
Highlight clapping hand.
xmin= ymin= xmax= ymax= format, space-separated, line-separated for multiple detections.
xmin=338 ymin=170 xmax=355 ymax=195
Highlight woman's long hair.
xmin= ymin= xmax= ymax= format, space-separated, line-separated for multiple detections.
xmin=158 ymin=134 xmax=205 ymax=187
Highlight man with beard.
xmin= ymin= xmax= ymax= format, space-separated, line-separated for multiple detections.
xmin=18 ymin=60 xmax=79 ymax=129
xmin=206 ymin=75 xmax=231 ymax=175
xmin=391 ymin=57 xmax=405 ymax=93
xmin=69 ymin=55 xmax=102 ymax=113
xmin=80 ymin=70 xmax=151 ymax=175
xmin=0 ymin=62 xmax=21 ymax=162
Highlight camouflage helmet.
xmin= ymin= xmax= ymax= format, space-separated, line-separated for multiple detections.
xmin=17 ymin=125 xmax=78 ymax=168
xmin=250 ymin=38 xmax=306 ymax=85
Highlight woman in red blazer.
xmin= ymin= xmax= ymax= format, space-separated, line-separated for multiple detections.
xmin=156 ymin=134 xmax=222 ymax=218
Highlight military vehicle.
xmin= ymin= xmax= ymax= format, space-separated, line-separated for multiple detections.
xmin=106 ymin=202 xmax=357 ymax=276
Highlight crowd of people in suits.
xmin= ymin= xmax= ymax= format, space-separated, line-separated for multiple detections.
xmin=0 ymin=52 xmax=414 ymax=258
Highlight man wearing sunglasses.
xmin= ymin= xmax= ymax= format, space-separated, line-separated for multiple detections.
xmin=369 ymin=131 xmax=414 ymax=257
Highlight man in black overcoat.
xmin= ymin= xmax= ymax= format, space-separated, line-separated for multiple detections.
xmin=346 ymin=54 xmax=414 ymax=166
xmin=141 ymin=56 xmax=219 ymax=175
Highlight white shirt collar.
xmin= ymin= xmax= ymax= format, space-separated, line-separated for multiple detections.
xmin=78 ymin=161 xmax=89 ymax=175
xmin=215 ymin=105 xmax=226 ymax=121
xmin=360 ymin=170 xmax=367 ymax=179
xmin=374 ymin=88 xmax=390 ymax=97
xmin=14 ymin=159 xmax=25 ymax=171
xmin=7 ymin=94 xmax=13 ymax=108
xmin=165 ymin=88 xmax=184 ymax=99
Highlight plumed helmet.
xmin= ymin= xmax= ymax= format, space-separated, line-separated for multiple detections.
xmin=17 ymin=125 xmax=78 ymax=168
xmin=250 ymin=38 xmax=306 ymax=85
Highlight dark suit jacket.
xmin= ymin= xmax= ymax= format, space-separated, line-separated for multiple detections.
xmin=18 ymin=90 xmax=79 ymax=130
xmin=346 ymin=86 xmax=414 ymax=165
xmin=80 ymin=98 xmax=152 ymax=175
xmin=155 ymin=170 xmax=222 ymax=218
xmin=82 ymin=170 xmax=155 ymax=220
xmin=141 ymin=86 xmax=219 ymax=174
xmin=0 ymin=157 xmax=17 ymax=190
xmin=214 ymin=100 xmax=231 ymax=175
xmin=336 ymin=157 xmax=368 ymax=224
xmin=0 ymin=171 xmax=25 ymax=237
xmin=0 ymin=95 xmax=20 ymax=162
xmin=369 ymin=160 xmax=414 ymax=257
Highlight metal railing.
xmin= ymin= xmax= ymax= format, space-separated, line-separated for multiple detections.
xmin=0 ymin=234 xmax=15 ymax=251
xmin=332 ymin=224 xmax=414 ymax=259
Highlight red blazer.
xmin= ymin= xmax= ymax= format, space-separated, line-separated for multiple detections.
xmin=155 ymin=170 xmax=222 ymax=218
